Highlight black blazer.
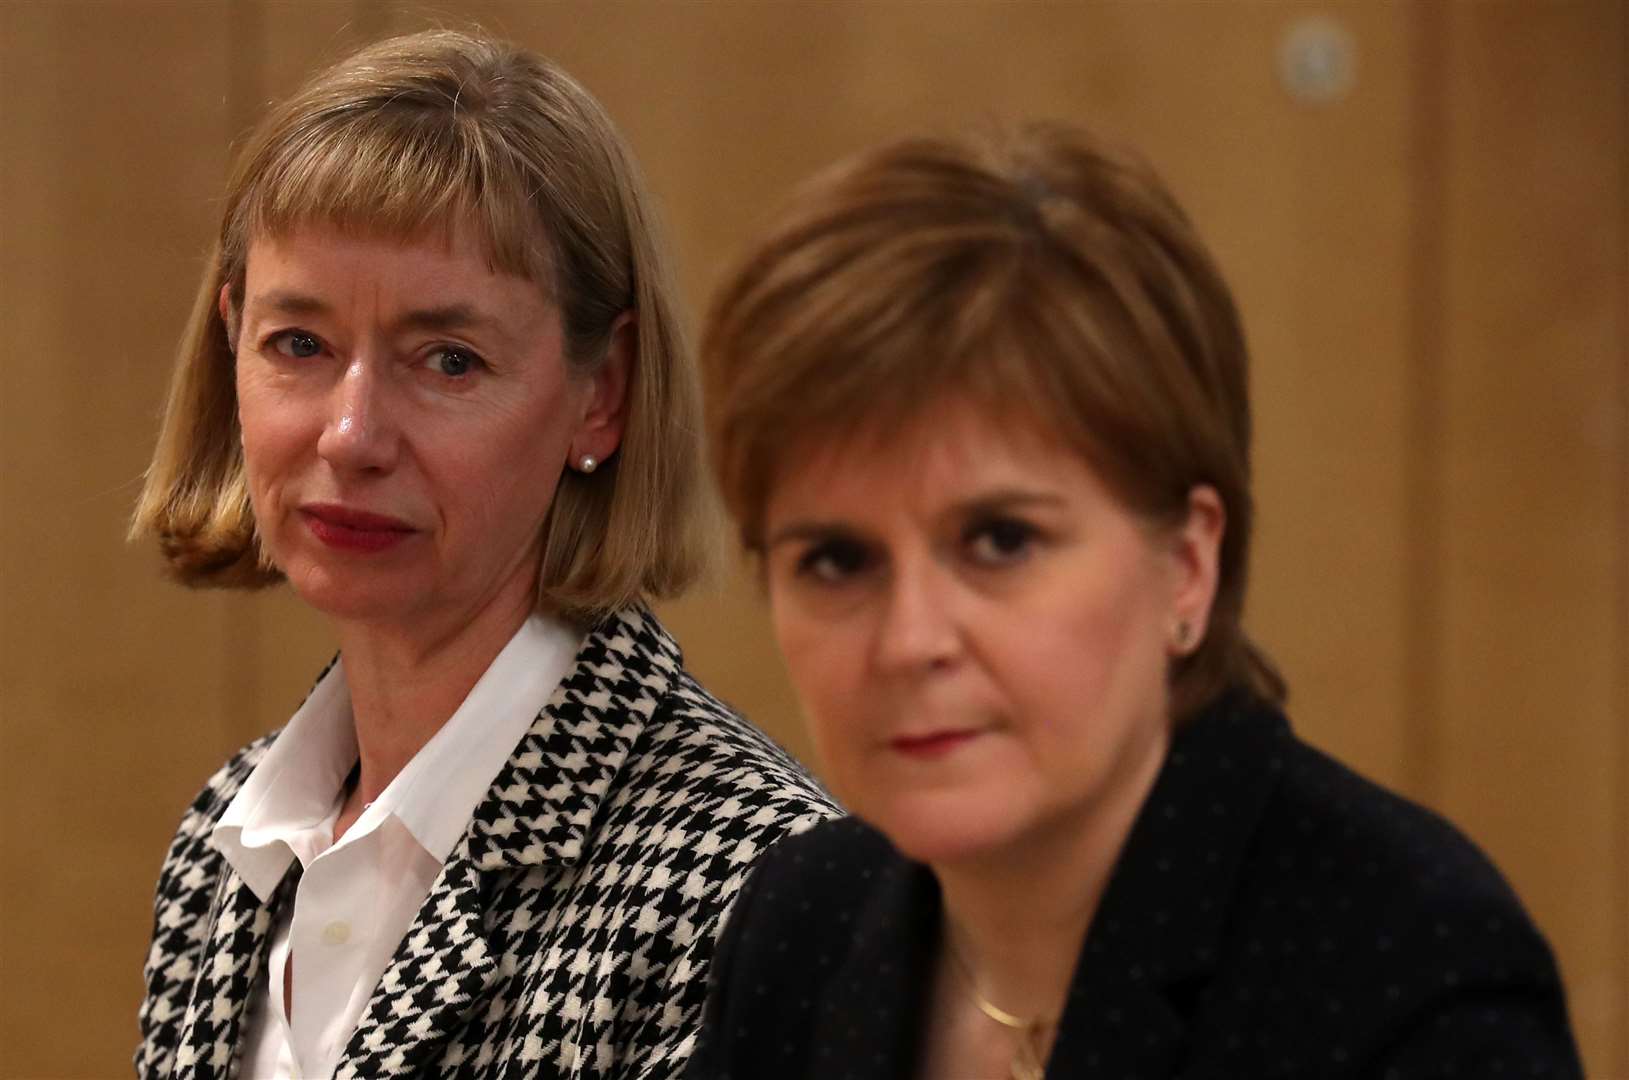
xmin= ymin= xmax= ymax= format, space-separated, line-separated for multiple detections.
xmin=689 ymin=694 xmax=1583 ymax=1079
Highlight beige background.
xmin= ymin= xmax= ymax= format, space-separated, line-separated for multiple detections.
xmin=1 ymin=1 xmax=1624 ymax=1076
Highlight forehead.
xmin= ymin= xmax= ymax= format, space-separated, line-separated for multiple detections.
xmin=244 ymin=218 xmax=496 ymax=284
xmin=767 ymin=395 xmax=1106 ymax=519
xmin=239 ymin=221 xmax=554 ymax=325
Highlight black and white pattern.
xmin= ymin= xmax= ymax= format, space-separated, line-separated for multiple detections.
xmin=135 ymin=607 xmax=840 ymax=1079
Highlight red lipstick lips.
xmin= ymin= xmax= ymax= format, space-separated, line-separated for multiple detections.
xmin=890 ymin=730 xmax=979 ymax=760
xmin=300 ymin=504 xmax=416 ymax=553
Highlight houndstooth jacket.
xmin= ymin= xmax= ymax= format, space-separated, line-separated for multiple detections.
xmin=135 ymin=607 xmax=840 ymax=1079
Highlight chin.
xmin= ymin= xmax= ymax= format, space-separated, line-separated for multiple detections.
xmin=859 ymin=788 xmax=1034 ymax=867
xmin=283 ymin=562 xmax=414 ymax=624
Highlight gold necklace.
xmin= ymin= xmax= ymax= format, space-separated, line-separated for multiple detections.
xmin=945 ymin=939 xmax=1051 ymax=1080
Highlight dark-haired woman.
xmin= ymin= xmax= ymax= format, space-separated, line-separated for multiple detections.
xmin=688 ymin=124 xmax=1581 ymax=1079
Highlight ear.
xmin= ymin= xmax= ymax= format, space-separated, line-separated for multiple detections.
xmin=218 ymin=282 xmax=239 ymax=354
xmin=1165 ymin=484 xmax=1225 ymax=657
xmin=571 ymin=311 xmax=634 ymax=464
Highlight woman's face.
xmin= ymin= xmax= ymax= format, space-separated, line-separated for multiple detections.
xmin=232 ymin=222 xmax=620 ymax=636
xmin=763 ymin=397 xmax=1220 ymax=866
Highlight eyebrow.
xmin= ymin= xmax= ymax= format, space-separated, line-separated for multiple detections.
xmin=249 ymin=290 xmax=329 ymax=318
xmin=954 ymin=489 xmax=1067 ymax=516
xmin=395 ymin=302 xmax=501 ymax=335
xmin=765 ymin=521 xmax=858 ymax=550
xmin=246 ymin=291 xmax=503 ymax=335
xmin=765 ymin=488 xmax=1066 ymax=550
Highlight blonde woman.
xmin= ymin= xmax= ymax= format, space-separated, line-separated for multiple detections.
xmin=131 ymin=31 xmax=834 ymax=1079
xmin=690 ymin=125 xmax=1581 ymax=1079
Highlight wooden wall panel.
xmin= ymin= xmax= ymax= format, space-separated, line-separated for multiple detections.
xmin=0 ymin=2 xmax=1621 ymax=1075
xmin=406 ymin=2 xmax=1426 ymax=793
xmin=1434 ymin=3 xmax=1628 ymax=1073
xmin=0 ymin=4 xmax=239 ymax=1075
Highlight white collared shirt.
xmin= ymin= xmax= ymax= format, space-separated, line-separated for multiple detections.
xmin=212 ymin=614 xmax=582 ymax=1080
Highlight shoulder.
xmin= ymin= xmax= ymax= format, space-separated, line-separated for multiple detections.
xmin=146 ymin=727 xmax=280 ymax=953
xmin=147 ymin=729 xmax=280 ymax=917
xmin=559 ymin=608 xmax=843 ymax=901
xmin=600 ymin=663 xmax=843 ymax=921
xmin=711 ymin=815 xmax=906 ymax=982
xmin=1255 ymin=719 xmax=1545 ymax=951
xmin=685 ymin=817 xmax=911 ymax=1078
xmin=158 ymin=730 xmax=278 ymax=863
xmin=517 ymin=613 xmax=843 ymax=1074
xmin=156 ymin=656 xmax=337 ymax=856
xmin=572 ymin=607 xmax=840 ymax=839
xmin=1195 ymin=700 xmax=1579 ymax=1073
xmin=652 ymin=667 xmax=840 ymax=822
xmin=608 ymin=610 xmax=842 ymax=846
xmin=1167 ymin=696 xmax=1539 ymax=933
xmin=724 ymin=814 xmax=896 ymax=914
xmin=137 ymin=730 xmax=280 ymax=1076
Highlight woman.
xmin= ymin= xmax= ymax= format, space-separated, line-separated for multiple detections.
xmin=130 ymin=30 xmax=835 ymax=1080
xmin=690 ymin=125 xmax=1582 ymax=1078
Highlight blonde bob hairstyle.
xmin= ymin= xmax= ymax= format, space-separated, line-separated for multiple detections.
xmin=702 ymin=122 xmax=1284 ymax=720
xmin=132 ymin=29 xmax=710 ymax=622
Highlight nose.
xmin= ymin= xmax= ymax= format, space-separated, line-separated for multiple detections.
xmin=316 ymin=356 xmax=399 ymax=473
xmin=872 ymin=554 xmax=964 ymax=677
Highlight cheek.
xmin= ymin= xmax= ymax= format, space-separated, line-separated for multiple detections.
xmin=769 ymin=597 xmax=868 ymax=754
xmin=235 ymin=391 xmax=302 ymax=497
xmin=768 ymin=598 xmax=823 ymax=707
xmin=447 ymin=426 xmax=565 ymax=550
xmin=1084 ymin=625 xmax=1170 ymax=734
xmin=236 ymin=359 xmax=315 ymax=442
xmin=234 ymin=403 xmax=313 ymax=565
xmin=445 ymin=456 xmax=546 ymax=540
xmin=1009 ymin=568 xmax=1169 ymax=726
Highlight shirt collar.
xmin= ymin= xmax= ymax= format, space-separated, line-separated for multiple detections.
xmin=211 ymin=613 xmax=582 ymax=899
xmin=371 ymin=613 xmax=582 ymax=863
xmin=212 ymin=661 xmax=357 ymax=899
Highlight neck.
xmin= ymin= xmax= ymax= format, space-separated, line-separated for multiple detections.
xmin=335 ymin=578 xmax=539 ymax=805
xmin=931 ymin=723 xmax=1170 ymax=1023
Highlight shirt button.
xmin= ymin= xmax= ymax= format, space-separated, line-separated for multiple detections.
xmin=322 ymin=920 xmax=352 ymax=946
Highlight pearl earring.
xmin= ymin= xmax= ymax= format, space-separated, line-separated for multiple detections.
xmin=578 ymin=454 xmax=598 ymax=474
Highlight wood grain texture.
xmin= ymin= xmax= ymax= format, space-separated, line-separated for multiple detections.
xmin=0 ymin=4 xmax=239 ymax=1074
xmin=1433 ymin=3 xmax=1627 ymax=1072
xmin=423 ymin=0 xmax=1429 ymax=795
xmin=0 ymin=2 xmax=1620 ymax=1075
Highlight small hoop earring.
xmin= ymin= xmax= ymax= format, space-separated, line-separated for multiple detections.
xmin=577 ymin=454 xmax=598 ymax=474
xmin=1174 ymin=620 xmax=1192 ymax=649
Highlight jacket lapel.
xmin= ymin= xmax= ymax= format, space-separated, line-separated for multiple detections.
xmin=1047 ymin=694 xmax=1288 ymax=1076
xmin=810 ymin=853 xmax=941 ymax=1080
xmin=172 ymin=863 xmax=296 ymax=1079
xmin=335 ymin=607 xmax=676 ymax=1076
xmin=464 ymin=607 xmax=676 ymax=872
xmin=336 ymin=853 xmax=499 ymax=1077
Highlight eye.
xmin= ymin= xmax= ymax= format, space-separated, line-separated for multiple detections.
xmin=270 ymin=330 xmax=322 ymax=359
xmin=425 ymin=345 xmax=485 ymax=378
xmin=964 ymin=516 xmax=1038 ymax=566
xmin=795 ymin=537 xmax=875 ymax=585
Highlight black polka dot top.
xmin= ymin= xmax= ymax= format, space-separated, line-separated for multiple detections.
xmin=686 ymin=692 xmax=1584 ymax=1079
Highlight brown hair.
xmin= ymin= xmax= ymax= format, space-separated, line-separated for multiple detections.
xmin=131 ymin=29 xmax=711 ymax=621
xmin=702 ymin=122 xmax=1284 ymax=718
